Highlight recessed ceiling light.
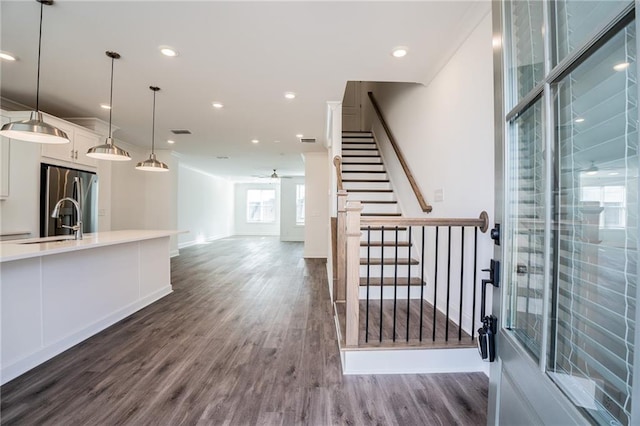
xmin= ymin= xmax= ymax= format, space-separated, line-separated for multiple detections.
xmin=0 ymin=51 xmax=16 ymax=61
xmin=609 ymin=172 xmax=620 ymax=176
xmin=160 ymin=46 xmax=178 ymax=57
xmin=251 ymin=139 xmax=259 ymax=144
xmin=392 ymin=46 xmax=408 ymax=58
xmin=212 ymin=102 xmax=224 ymax=109
xmin=614 ymin=62 xmax=630 ymax=71
xmin=274 ymin=140 xmax=281 ymax=143
xmin=167 ymin=139 xmax=175 ymax=144
xmin=100 ymin=103 xmax=111 ymax=110
xmin=284 ymin=92 xmax=296 ymax=99
xmin=574 ymin=118 xmax=584 ymax=123
xmin=295 ymin=134 xmax=303 ymax=138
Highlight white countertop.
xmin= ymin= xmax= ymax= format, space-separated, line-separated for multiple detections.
xmin=0 ymin=230 xmax=184 ymax=263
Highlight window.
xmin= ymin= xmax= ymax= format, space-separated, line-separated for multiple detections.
xmin=581 ymin=185 xmax=627 ymax=229
xmin=503 ymin=3 xmax=637 ymax=424
xmin=295 ymin=184 xmax=305 ymax=225
xmin=246 ymin=189 xmax=276 ymax=223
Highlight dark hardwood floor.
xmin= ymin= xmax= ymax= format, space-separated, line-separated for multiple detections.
xmin=1 ymin=236 xmax=488 ymax=425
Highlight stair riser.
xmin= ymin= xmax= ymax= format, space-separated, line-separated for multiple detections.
xmin=343 ymin=150 xmax=380 ymax=157
xmin=342 ymin=135 xmax=373 ymax=143
xmin=342 ymin=163 xmax=385 ymax=172
xmin=359 ymin=286 xmax=425 ymax=300
xmin=361 ymin=203 xmax=400 ymax=214
xmin=361 ymin=229 xmax=408 ymax=241
xmin=348 ymin=192 xmax=395 ymax=201
xmin=361 ymin=264 xmax=423 ymax=277
xmin=342 ymin=143 xmax=377 ymax=150
xmin=342 ymin=157 xmax=382 ymax=164
xmin=343 ymin=181 xmax=391 ymax=190
xmin=342 ymin=172 xmax=388 ymax=180
xmin=360 ymin=246 xmax=411 ymax=258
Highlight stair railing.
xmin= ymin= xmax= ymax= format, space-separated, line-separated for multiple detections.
xmin=368 ymin=91 xmax=433 ymax=213
xmin=333 ymin=155 xmax=348 ymax=303
xmin=343 ymin=204 xmax=489 ymax=347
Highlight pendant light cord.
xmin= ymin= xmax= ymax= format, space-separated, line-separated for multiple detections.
xmin=151 ymin=90 xmax=156 ymax=154
xmin=108 ymin=56 xmax=114 ymax=139
xmin=35 ymin=0 xmax=44 ymax=112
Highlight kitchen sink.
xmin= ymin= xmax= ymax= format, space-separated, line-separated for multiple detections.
xmin=16 ymin=236 xmax=76 ymax=245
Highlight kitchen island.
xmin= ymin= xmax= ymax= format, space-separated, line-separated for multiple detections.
xmin=0 ymin=230 xmax=181 ymax=384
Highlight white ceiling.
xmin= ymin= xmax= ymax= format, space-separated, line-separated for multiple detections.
xmin=1 ymin=0 xmax=490 ymax=181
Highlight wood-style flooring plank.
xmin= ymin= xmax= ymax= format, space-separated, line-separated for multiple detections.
xmin=1 ymin=236 xmax=487 ymax=425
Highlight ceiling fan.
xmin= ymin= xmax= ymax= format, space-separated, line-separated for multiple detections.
xmin=252 ymin=169 xmax=292 ymax=179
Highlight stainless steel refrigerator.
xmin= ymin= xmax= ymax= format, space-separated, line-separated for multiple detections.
xmin=40 ymin=163 xmax=98 ymax=237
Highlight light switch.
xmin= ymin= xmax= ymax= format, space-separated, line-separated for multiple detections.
xmin=434 ymin=188 xmax=444 ymax=202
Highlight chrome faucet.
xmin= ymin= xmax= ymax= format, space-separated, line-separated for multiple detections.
xmin=51 ymin=197 xmax=83 ymax=240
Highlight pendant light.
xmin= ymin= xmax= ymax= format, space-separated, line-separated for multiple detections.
xmin=136 ymin=86 xmax=169 ymax=172
xmin=0 ymin=0 xmax=69 ymax=144
xmin=86 ymin=51 xmax=131 ymax=161
xmin=270 ymin=169 xmax=279 ymax=179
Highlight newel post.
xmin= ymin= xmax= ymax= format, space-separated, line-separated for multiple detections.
xmin=345 ymin=200 xmax=362 ymax=346
xmin=335 ymin=190 xmax=348 ymax=303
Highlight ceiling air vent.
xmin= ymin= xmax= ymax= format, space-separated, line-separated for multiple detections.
xmin=300 ymin=138 xmax=316 ymax=143
xmin=170 ymin=129 xmax=192 ymax=135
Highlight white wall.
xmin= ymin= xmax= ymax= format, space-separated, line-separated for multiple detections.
xmin=110 ymin=141 xmax=148 ymax=230
xmin=177 ymin=164 xmax=234 ymax=248
xmin=280 ymin=177 xmax=304 ymax=242
xmin=234 ymin=182 xmax=280 ymax=236
xmin=363 ymin=12 xmax=494 ymax=332
xmin=303 ymin=151 xmax=329 ymax=258
xmin=109 ymin=143 xmax=180 ymax=254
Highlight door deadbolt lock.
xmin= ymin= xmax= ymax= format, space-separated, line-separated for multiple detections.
xmin=490 ymin=223 xmax=500 ymax=246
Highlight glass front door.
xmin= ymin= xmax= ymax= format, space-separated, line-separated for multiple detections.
xmin=494 ymin=1 xmax=638 ymax=425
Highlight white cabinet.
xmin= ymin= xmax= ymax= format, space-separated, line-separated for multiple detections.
xmin=0 ymin=113 xmax=10 ymax=198
xmin=40 ymin=114 xmax=99 ymax=168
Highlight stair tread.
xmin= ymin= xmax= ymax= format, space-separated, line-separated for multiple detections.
xmin=342 ymin=142 xmax=376 ymax=145
xmin=360 ymin=200 xmax=397 ymax=204
xmin=342 ymin=162 xmax=382 ymax=165
xmin=343 ymin=179 xmax=390 ymax=182
xmin=362 ymin=226 xmax=408 ymax=231
xmin=342 ymin=155 xmax=381 ymax=158
xmin=360 ymin=277 xmax=424 ymax=286
xmin=348 ymin=189 xmax=393 ymax=193
xmin=360 ymin=257 xmax=419 ymax=265
xmin=361 ymin=241 xmax=411 ymax=247
xmin=362 ymin=213 xmax=402 ymax=216
xmin=342 ymin=170 xmax=387 ymax=173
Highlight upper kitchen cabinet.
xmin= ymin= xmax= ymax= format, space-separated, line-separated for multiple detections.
xmin=40 ymin=114 xmax=99 ymax=168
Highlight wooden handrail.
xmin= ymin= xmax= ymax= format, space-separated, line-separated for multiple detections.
xmin=360 ymin=211 xmax=489 ymax=233
xmin=368 ymin=91 xmax=432 ymax=213
xmin=333 ymin=155 xmax=344 ymax=191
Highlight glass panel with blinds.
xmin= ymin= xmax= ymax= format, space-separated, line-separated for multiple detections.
xmin=554 ymin=1 xmax=632 ymax=65
xmin=505 ymin=97 xmax=548 ymax=361
xmin=549 ymin=21 xmax=637 ymax=426
xmin=503 ymin=0 xmax=638 ymax=424
xmin=505 ymin=0 xmax=545 ymax=109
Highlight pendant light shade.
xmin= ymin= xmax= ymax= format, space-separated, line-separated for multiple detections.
xmin=271 ymin=169 xmax=279 ymax=179
xmin=136 ymin=86 xmax=169 ymax=172
xmin=87 ymin=51 xmax=131 ymax=161
xmin=0 ymin=0 xmax=70 ymax=144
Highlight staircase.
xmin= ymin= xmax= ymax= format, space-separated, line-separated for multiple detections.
xmin=334 ymin=131 xmax=488 ymax=374
xmin=341 ymin=131 xmax=424 ymax=301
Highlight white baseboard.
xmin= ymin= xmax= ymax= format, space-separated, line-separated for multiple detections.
xmin=1 ymin=286 xmax=172 ymax=385
xmin=170 ymin=249 xmax=180 ymax=258
xmin=342 ymin=347 xmax=489 ymax=376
